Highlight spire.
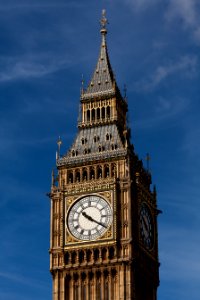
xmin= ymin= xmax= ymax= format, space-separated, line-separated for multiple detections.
xmin=82 ymin=10 xmax=120 ymax=100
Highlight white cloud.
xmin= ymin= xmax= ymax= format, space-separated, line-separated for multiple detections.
xmin=134 ymin=96 xmax=189 ymax=130
xmin=166 ymin=0 xmax=200 ymax=44
xmin=123 ymin=0 xmax=200 ymax=44
xmin=124 ymin=0 xmax=160 ymax=11
xmin=135 ymin=55 xmax=198 ymax=91
xmin=160 ymin=226 xmax=200 ymax=282
xmin=166 ymin=0 xmax=197 ymax=27
xmin=0 ymin=54 xmax=71 ymax=82
xmin=0 ymin=271 xmax=47 ymax=289
xmin=193 ymin=26 xmax=200 ymax=43
xmin=0 ymin=1 xmax=82 ymax=11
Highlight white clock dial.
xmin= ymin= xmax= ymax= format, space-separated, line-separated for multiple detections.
xmin=67 ymin=195 xmax=113 ymax=241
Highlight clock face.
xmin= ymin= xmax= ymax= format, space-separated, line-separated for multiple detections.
xmin=140 ymin=203 xmax=154 ymax=250
xmin=67 ymin=195 xmax=113 ymax=241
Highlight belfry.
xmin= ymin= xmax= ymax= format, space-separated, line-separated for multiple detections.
xmin=49 ymin=10 xmax=160 ymax=300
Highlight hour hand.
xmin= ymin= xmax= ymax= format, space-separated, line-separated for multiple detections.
xmin=82 ymin=211 xmax=107 ymax=228
xmin=82 ymin=211 xmax=94 ymax=222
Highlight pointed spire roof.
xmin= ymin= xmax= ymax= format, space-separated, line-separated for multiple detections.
xmin=82 ymin=10 xmax=120 ymax=100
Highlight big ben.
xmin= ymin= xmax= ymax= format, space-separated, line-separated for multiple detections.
xmin=49 ymin=10 xmax=160 ymax=300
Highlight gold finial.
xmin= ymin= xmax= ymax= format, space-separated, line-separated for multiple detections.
xmin=57 ymin=136 xmax=62 ymax=147
xmin=81 ymin=74 xmax=84 ymax=94
xmin=145 ymin=153 xmax=150 ymax=171
xmin=56 ymin=136 xmax=62 ymax=159
xmin=100 ymin=9 xmax=108 ymax=33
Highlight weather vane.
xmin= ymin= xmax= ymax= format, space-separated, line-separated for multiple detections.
xmin=100 ymin=9 xmax=108 ymax=29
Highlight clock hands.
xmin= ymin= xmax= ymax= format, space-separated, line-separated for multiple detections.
xmin=142 ymin=216 xmax=149 ymax=233
xmin=82 ymin=211 xmax=107 ymax=228
xmin=82 ymin=211 xmax=94 ymax=222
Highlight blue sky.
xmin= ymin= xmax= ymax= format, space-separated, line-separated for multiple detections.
xmin=0 ymin=0 xmax=200 ymax=299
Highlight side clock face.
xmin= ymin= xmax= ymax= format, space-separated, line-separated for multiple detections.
xmin=67 ymin=195 xmax=113 ymax=241
xmin=140 ymin=203 xmax=154 ymax=250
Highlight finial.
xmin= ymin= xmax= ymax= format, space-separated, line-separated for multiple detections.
xmin=100 ymin=9 xmax=108 ymax=34
xmin=81 ymin=74 xmax=84 ymax=94
xmin=145 ymin=153 xmax=150 ymax=171
xmin=51 ymin=169 xmax=55 ymax=186
xmin=56 ymin=136 xmax=62 ymax=159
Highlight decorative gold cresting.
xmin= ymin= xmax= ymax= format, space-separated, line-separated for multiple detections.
xmin=100 ymin=9 xmax=108 ymax=34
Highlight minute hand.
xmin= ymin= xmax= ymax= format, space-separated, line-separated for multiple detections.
xmin=82 ymin=211 xmax=107 ymax=228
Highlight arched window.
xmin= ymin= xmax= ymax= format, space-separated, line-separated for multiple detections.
xmin=94 ymin=249 xmax=99 ymax=261
xmin=92 ymin=108 xmax=95 ymax=121
xmin=75 ymin=171 xmax=80 ymax=182
xmin=102 ymin=248 xmax=107 ymax=261
xmin=109 ymin=247 xmax=115 ymax=259
xmin=102 ymin=107 xmax=105 ymax=119
xmin=82 ymin=169 xmax=87 ymax=181
xmin=68 ymin=172 xmax=73 ymax=183
xmin=107 ymin=106 xmax=111 ymax=119
xmin=79 ymin=250 xmax=84 ymax=263
xmin=97 ymin=166 xmax=102 ymax=178
xmin=90 ymin=168 xmax=95 ymax=180
xmin=97 ymin=107 xmax=100 ymax=119
xmin=65 ymin=252 xmax=69 ymax=264
xmin=104 ymin=165 xmax=109 ymax=177
xmin=71 ymin=252 xmax=77 ymax=264
xmin=86 ymin=250 xmax=92 ymax=262
xmin=87 ymin=110 xmax=90 ymax=122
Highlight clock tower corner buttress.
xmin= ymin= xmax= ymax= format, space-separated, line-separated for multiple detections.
xmin=49 ymin=10 xmax=160 ymax=300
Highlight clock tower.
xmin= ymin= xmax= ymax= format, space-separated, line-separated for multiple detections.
xmin=49 ymin=10 xmax=160 ymax=300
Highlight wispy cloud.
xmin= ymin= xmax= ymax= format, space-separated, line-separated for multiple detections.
xmin=134 ymin=96 xmax=189 ymax=130
xmin=0 ymin=1 xmax=83 ymax=11
xmin=160 ymin=225 xmax=200 ymax=282
xmin=0 ymin=271 xmax=45 ymax=287
xmin=124 ymin=0 xmax=160 ymax=11
xmin=166 ymin=0 xmax=200 ymax=44
xmin=122 ymin=0 xmax=200 ymax=45
xmin=181 ymin=123 xmax=200 ymax=158
xmin=135 ymin=55 xmax=198 ymax=92
xmin=0 ymin=54 xmax=72 ymax=82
